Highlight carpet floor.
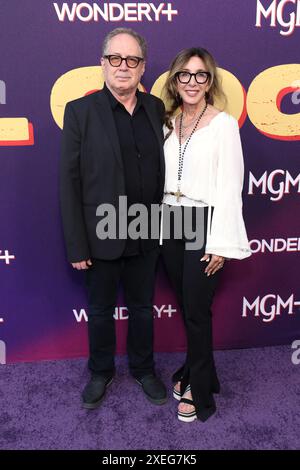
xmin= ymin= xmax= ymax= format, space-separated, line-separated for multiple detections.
xmin=0 ymin=345 xmax=299 ymax=450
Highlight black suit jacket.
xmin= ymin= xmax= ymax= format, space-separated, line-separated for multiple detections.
xmin=60 ymin=89 xmax=165 ymax=263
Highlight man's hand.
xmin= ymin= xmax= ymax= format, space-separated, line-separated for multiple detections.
xmin=71 ymin=259 xmax=92 ymax=270
xmin=201 ymin=254 xmax=225 ymax=276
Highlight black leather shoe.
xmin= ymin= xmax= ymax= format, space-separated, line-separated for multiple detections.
xmin=82 ymin=375 xmax=113 ymax=409
xmin=136 ymin=374 xmax=167 ymax=405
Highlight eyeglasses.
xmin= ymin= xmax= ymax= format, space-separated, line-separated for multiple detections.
xmin=176 ymin=71 xmax=211 ymax=85
xmin=104 ymin=55 xmax=144 ymax=69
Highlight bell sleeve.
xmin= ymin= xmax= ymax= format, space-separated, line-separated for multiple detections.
xmin=205 ymin=115 xmax=252 ymax=260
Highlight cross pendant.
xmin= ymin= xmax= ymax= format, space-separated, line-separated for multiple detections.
xmin=174 ymin=190 xmax=183 ymax=202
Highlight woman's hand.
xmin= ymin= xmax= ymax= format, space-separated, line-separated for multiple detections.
xmin=201 ymin=254 xmax=225 ymax=276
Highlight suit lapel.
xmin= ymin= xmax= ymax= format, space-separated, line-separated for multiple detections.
xmin=95 ymin=90 xmax=165 ymax=175
xmin=95 ymin=91 xmax=124 ymax=170
xmin=141 ymin=95 xmax=165 ymax=171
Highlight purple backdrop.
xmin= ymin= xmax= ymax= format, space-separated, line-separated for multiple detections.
xmin=0 ymin=0 xmax=299 ymax=363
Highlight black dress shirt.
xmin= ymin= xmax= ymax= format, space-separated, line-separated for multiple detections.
xmin=104 ymin=84 xmax=161 ymax=256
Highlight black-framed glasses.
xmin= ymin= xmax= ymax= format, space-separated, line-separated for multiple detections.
xmin=104 ymin=55 xmax=144 ymax=68
xmin=176 ymin=71 xmax=211 ymax=84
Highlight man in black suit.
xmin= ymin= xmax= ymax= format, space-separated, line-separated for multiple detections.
xmin=60 ymin=28 xmax=167 ymax=409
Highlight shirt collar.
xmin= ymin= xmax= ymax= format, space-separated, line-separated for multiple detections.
xmin=104 ymin=83 xmax=142 ymax=112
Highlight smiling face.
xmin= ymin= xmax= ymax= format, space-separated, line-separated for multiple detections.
xmin=101 ymin=33 xmax=145 ymax=96
xmin=176 ymin=56 xmax=211 ymax=107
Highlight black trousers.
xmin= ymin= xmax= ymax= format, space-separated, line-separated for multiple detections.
xmin=85 ymin=248 xmax=159 ymax=380
xmin=161 ymin=206 xmax=221 ymax=422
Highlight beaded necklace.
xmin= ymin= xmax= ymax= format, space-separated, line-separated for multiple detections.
xmin=174 ymin=102 xmax=208 ymax=202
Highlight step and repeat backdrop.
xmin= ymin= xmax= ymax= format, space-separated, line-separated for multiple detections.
xmin=0 ymin=1 xmax=299 ymax=363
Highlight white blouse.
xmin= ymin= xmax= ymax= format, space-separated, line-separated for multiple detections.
xmin=161 ymin=112 xmax=251 ymax=260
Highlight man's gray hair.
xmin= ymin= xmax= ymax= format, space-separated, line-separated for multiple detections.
xmin=102 ymin=28 xmax=147 ymax=59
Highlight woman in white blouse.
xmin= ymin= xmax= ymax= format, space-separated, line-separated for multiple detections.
xmin=161 ymin=47 xmax=251 ymax=423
